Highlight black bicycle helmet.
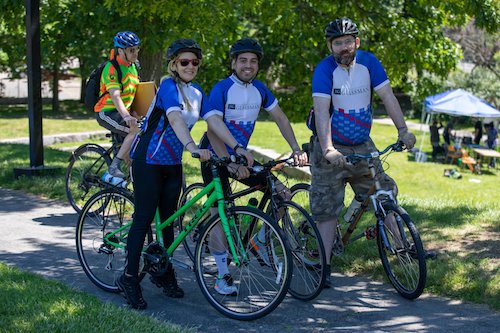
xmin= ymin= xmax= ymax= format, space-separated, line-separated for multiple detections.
xmin=114 ymin=31 xmax=140 ymax=48
xmin=166 ymin=39 xmax=202 ymax=61
xmin=324 ymin=18 xmax=359 ymax=40
xmin=229 ymin=38 xmax=264 ymax=60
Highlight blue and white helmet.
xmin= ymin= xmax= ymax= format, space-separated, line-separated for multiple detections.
xmin=114 ymin=31 xmax=140 ymax=48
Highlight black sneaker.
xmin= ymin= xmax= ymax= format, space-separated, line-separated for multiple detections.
xmin=323 ymin=265 xmax=331 ymax=289
xmin=117 ymin=274 xmax=147 ymax=310
xmin=150 ymin=267 xmax=184 ymax=298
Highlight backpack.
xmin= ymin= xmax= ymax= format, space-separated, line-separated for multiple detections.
xmin=84 ymin=58 xmax=122 ymax=112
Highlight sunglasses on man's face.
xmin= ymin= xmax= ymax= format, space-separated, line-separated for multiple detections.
xmin=178 ymin=58 xmax=200 ymax=67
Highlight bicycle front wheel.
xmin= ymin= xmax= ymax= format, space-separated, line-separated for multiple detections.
xmin=176 ymin=182 xmax=207 ymax=262
xmin=195 ymin=206 xmax=292 ymax=321
xmin=377 ymin=202 xmax=427 ymax=299
xmin=275 ymin=201 xmax=326 ymax=301
xmin=66 ymin=144 xmax=111 ymax=213
xmin=76 ymin=189 xmax=150 ymax=292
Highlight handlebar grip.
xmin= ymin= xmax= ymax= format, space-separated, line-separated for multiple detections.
xmin=191 ymin=152 xmax=201 ymax=159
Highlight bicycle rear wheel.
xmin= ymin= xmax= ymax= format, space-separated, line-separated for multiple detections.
xmin=76 ymin=189 xmax=150 ymax=292
xmin=66 ymin=144 xmax=111 ymax=213
xmin=176 ymin=182 xmax=207 ymax=262
xmin=377 ymin=202 xmax=426 ymax=299
xmin=274 ymin=201 xmax=326 ymax=301
xmin=290 ymin=183 xmax=311 ymax=214
xmin=195 ymin=206 xmax=292 ymax=321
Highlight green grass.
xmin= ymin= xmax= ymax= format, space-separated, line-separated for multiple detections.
xmin=0 ymin=263 xmax=193 ymax=333
xmin=0 ymin=101 xmax=102 ymax=139
xmin=0 ymin=101 xmax=499 ymax=312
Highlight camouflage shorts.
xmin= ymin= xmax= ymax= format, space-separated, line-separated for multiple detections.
xmin=309 ymin=137 xmax=397 ymax=222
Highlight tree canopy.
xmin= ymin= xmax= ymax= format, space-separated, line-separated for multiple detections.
xmin=0 ymin=0 xmax=498 ymax=118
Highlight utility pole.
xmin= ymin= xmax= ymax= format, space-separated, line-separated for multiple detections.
xmin=14 ymin=0 xmax=58 ymax=178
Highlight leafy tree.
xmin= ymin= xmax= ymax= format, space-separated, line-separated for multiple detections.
xmin=1 ymin=0 xmax=498 ymax=119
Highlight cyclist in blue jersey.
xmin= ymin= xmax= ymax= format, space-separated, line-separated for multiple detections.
xmin=310 ymin=18 xmax=417 ymax=288
xmin=199 ymin=38 xmax=307 ymax=295
xmin=117 ymin=39 xmax=249 ymax=310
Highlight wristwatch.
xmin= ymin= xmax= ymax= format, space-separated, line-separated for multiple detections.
xmin=233 ymin=143 xmax=245 ymax=152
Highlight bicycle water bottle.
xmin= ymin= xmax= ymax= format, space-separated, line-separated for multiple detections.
xmin=242 ymin=198 xmax=259 ymax=224
xmin=343 ymin=195 xmax=363 ymax=223
xmin=101 ymin=171 xmax=127 ymax=188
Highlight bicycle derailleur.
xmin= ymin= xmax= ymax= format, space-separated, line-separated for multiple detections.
xmin=143 ymin=242 xmax=170 ymax=277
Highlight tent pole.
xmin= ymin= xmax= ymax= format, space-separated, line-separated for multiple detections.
xmin=417 ymin=106 xmax=430 ymax=162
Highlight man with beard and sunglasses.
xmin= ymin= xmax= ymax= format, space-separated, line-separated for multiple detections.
xmin=198 ymin=37 xmax=307 ymax=296
xmin=309 ymin=18 xmax=417 ymax=288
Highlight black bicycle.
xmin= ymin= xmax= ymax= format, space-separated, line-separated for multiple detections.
xmin=177 ymin=157 xmax=327 ymax=301
xmin=290 ymin=142 xmax=427 ymax=299
xmin=65 ymin=132 xmax=129 ymax=213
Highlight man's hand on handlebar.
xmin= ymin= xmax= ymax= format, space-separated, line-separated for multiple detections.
xmin=324 ymin=147 xmax=346 ymax=168
xmin=234 ymin=146 xmax=254 ymax=167
xmin=292 ymin=150 xmax=308 ymax=167
xmin=227 ymin=162 xmax=250 ymax=180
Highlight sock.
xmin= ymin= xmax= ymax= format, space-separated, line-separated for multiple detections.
xmin=257 ymin=225 xmax=266 ymax=243
xmin=213 ymin=251 xmax=229 ymax=277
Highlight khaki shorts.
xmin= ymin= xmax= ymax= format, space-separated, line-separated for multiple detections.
xmin=309 ymin=136 xmax=397 ymax=222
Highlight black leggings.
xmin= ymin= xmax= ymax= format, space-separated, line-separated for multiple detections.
xmin=126 ymin=160 xmax=183 ymax=276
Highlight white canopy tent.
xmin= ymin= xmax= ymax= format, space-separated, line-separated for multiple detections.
xmin=416 ymin=89 xmax=500 ymax=162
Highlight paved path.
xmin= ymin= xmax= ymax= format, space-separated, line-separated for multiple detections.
xmin=0 ymin=188 xmax=498 ymax=332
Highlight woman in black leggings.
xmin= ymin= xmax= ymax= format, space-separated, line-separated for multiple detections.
xmin=117 ymin=39 xmax=251 ymax=310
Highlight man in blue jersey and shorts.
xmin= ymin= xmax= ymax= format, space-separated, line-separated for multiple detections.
xmin=199 ymin=38 xmax=307 ymax=295
xmin=310 ymin=18 xmax=417 ymax=287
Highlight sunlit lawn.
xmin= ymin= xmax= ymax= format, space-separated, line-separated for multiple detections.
xmin=0 ymin=101 xmax=499 ymax=310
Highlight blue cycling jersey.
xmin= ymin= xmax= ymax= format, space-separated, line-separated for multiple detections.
xmin=131 ymin=77 xmax=206 ymax=165
xmin=312 ymin=50 xmax=389 ymax=146
xmin=201 ymin=74 xmax=278 ymax=153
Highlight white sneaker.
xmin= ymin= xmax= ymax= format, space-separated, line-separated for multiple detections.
xmin=250 ymin=234 xmax=271 ymax=266
xmin=214 ymin=274 xmax=238 ymax=296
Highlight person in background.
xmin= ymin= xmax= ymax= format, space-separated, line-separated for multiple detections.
xmin=95 ymin=31 xmax=141 ymax=179
xmin=430 ymin=119 xmax=443 ymax=161
xmin=485 ymin=122 xmax=498 ymax=167
xmin=443 ymin=119 xmax=455 ymax=146
xmin=473 ymin=119 xmax=483 ymax=145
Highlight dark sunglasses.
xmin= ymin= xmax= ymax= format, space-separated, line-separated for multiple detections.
xmin=178 ymin=58 xmax=200 ymax=67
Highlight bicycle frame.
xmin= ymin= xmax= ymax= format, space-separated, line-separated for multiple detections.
xmin=340 ymin=144 xmax=408 ymax=253
xmin=225 ymin=159 xmax=290 ymax=216
xmin=103 ymin=165 xmax=246 ymax=267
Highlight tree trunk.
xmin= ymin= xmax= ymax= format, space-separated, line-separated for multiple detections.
xmin=51 ymin=64 xmax=60 ymax=112
xmin=138 ymin=51 xmax=163 ymax=84
xmin=79 ymin=56 xmax=86 ymax=103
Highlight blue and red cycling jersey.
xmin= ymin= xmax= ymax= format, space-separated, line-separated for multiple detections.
xmin=312 ymin=50 xmax=389 ymax=146
xmin=201 ymin=73 xmax=277 ymax=153
xmin=131 ymin=77 xmax=207 ymax=165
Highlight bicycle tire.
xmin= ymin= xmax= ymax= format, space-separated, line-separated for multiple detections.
xmin=290 ymin=183 xmax=311 ymax=214
xmin=194 ymin=206 xmax=292 ymax=321
xmin=66 ymin=144 xmax=112 ymax=213
xmin=377 ymin=202 xmax=427 ymax=299
xmin=76 ymin=189 xmax=151 ymax=293
xmin=273 ymin=201 xmax=326 ymax=301
xmin=176 ymin=182 xmax=207 ymax=262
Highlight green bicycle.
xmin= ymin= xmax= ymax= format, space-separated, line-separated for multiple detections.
xmin=76 ymin=155 xmax=292 ymax=321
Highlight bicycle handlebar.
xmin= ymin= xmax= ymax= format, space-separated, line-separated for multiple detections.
xmin=345 ymin=141 xmax=406 ymax=165
xmin=191 ymin=152 xmax=249 ymax=167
